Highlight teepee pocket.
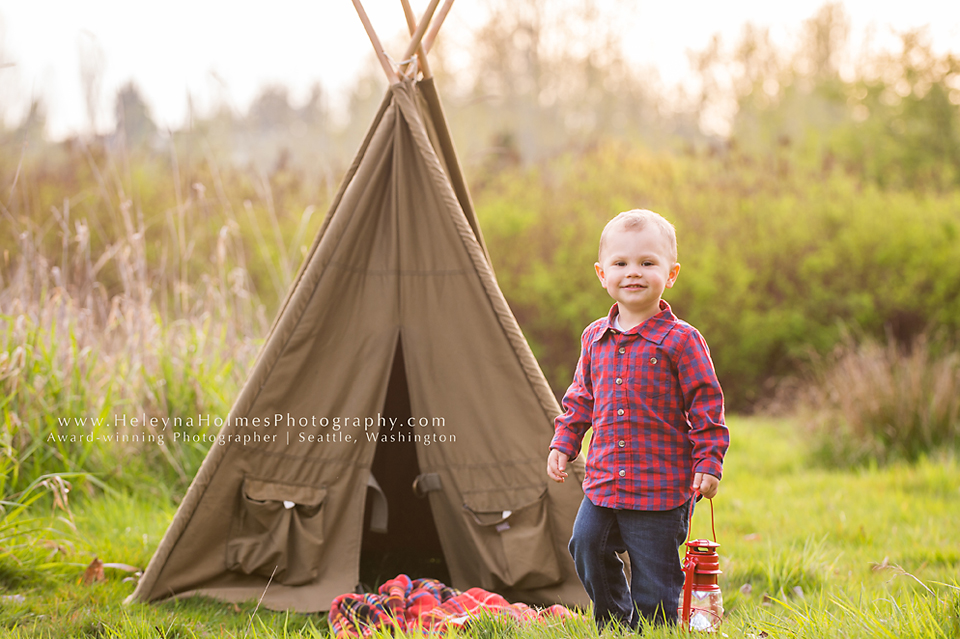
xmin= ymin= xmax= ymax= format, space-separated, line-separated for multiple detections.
xmin=461 ymin=488 xmax=562 ymax=590
xmin=226 ymin=478 xmax=327 ymax=586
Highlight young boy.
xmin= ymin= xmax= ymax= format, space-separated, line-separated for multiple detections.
xmin=547 ymin=209 xmax=728 ymax=630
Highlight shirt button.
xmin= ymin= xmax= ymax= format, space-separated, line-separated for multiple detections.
xmin=615 ymin=377 xmax=623 ymax=385
xmin=618 ymin=440 xmax=625 ymax=447
xmin=650 ymin=357 xmax=658 ymax=364
xmin=617 ymin=408 xmax=624 ymax=416
xmin=619 ymin=469 xmax=626 ymax=477
xmin=619 ymin=347 xmax=625 ymax=354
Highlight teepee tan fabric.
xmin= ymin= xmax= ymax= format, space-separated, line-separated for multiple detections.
xmin=128 ymin=78 xmax=588 ymax=613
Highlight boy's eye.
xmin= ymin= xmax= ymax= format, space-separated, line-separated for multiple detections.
xmin=615 ymin=261 xmax=626 ymax=266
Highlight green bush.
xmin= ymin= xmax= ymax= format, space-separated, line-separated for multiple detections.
xmin=476 ymin=143 xmax=960 ymax=408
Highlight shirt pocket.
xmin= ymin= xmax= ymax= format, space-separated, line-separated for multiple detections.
xmin=631 ymin=347 xmax=675 ymax=400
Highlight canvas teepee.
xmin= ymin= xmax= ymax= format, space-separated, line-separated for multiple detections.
xmin=128 ymin=0 xmax=588 ymax=613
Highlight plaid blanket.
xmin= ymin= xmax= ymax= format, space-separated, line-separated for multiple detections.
xmin=329 ymin=574 xmax=578 ymax=636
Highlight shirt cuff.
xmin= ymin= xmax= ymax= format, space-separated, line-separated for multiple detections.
xmin=549 ymin=438 xmax=580 ymax=462
xmin=693 ymin=458 xmax=723 ymax=481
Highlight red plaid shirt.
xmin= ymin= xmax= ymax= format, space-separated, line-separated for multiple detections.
xmin=551 ymin=301 xmax=728 ymax=511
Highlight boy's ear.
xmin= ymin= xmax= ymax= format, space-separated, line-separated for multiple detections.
xmin=665 ymin=262 xmax=681 ymax=288
xmin=594 ymin=262 xmax=606 ymax=286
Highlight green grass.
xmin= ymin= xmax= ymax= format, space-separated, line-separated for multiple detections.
xmin=0 ymin=491 xmax=327 ymax=638
xmin=1 ymin=417 xmax=958 ymax=637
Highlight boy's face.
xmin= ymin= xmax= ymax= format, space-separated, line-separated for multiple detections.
xmin=594 ymin=224 xmax=680 ymax=321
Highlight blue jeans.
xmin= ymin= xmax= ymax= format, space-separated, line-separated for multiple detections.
xmin=569 ymin=496 xmax=690 ymax=630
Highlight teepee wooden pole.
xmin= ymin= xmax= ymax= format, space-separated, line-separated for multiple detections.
xmin=398 ymin=0 xmax=441 ymax=75
xmin=423 ymin=0 xmax=455 ymax=54
xmin=400 ymin=0 xmax=433 ymax=80
xmin=351 ymin=0 xmax=400 ymax=84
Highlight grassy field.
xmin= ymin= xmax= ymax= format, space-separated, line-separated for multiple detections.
xmin=1 ymin=416 xmax=958 ymax=638
xmin=4 ymin=10 xmax=960 ymax=634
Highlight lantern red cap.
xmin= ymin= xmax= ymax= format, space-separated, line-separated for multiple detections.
xmin=683 ymin=538 xmax=722 ymax=590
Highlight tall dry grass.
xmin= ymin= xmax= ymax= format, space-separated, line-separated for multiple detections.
xmin=802 ymin=332 xmax=960 ymax=466
xmin=0 ymin=140 xmax=315 ymax=493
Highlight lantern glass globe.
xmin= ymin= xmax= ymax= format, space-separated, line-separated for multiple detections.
xmin=684 ymin=588 xmax=724 ymax=632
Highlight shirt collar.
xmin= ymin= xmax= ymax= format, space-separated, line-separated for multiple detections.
xmin=596 ymin=300 xmax=676 ymax=345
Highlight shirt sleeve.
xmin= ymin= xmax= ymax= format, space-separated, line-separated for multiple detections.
xmin=550 ymin=327 xmax=595 ymax=461
xmin=677 ymin=329 xmax=728 ymax=479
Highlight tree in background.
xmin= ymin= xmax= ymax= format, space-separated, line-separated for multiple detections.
xmin=459 ymin=0 xmax=695 ymax=166
xmin=114 ymin=81 xmax=157 ymax=148
xmin=78 ymin=30 xmax=106 ymax=137
xmin=838 ymin=29 xmax=960 ymax=189
xmin=695 ymin=2 xmax=960 ymax=190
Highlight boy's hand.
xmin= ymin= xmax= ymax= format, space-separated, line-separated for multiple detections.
xmin=693 ymin=472 xmax=720 ymax=499
xmin=547 ymin=449 xmax=569 ymax=483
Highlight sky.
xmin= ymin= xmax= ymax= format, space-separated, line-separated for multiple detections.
xmin=1 ymin=0 xmax=959 ymax=140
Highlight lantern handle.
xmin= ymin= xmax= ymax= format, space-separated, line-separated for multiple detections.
xmin=686 ymin=493 xmax=717 ymax=543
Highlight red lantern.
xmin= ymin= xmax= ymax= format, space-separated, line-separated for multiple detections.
xmin=679 ymin=498 xmax=723 ymax=632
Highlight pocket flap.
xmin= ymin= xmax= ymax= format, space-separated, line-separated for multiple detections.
xmin=462 ymin=487 xmax=546 ymax=526
xmin=242 ymin=478 xmax=327 ymax=507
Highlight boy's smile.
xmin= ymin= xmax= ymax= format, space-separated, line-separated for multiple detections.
xmin=594 ymin=225 xmax=680 ymax=330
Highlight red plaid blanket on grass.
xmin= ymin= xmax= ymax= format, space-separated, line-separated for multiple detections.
xmin=329 ymin=574 xmax=578 ymax=636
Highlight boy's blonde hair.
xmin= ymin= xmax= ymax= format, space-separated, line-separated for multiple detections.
xmin=598 ymin=209 xmax=678 ymax=264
